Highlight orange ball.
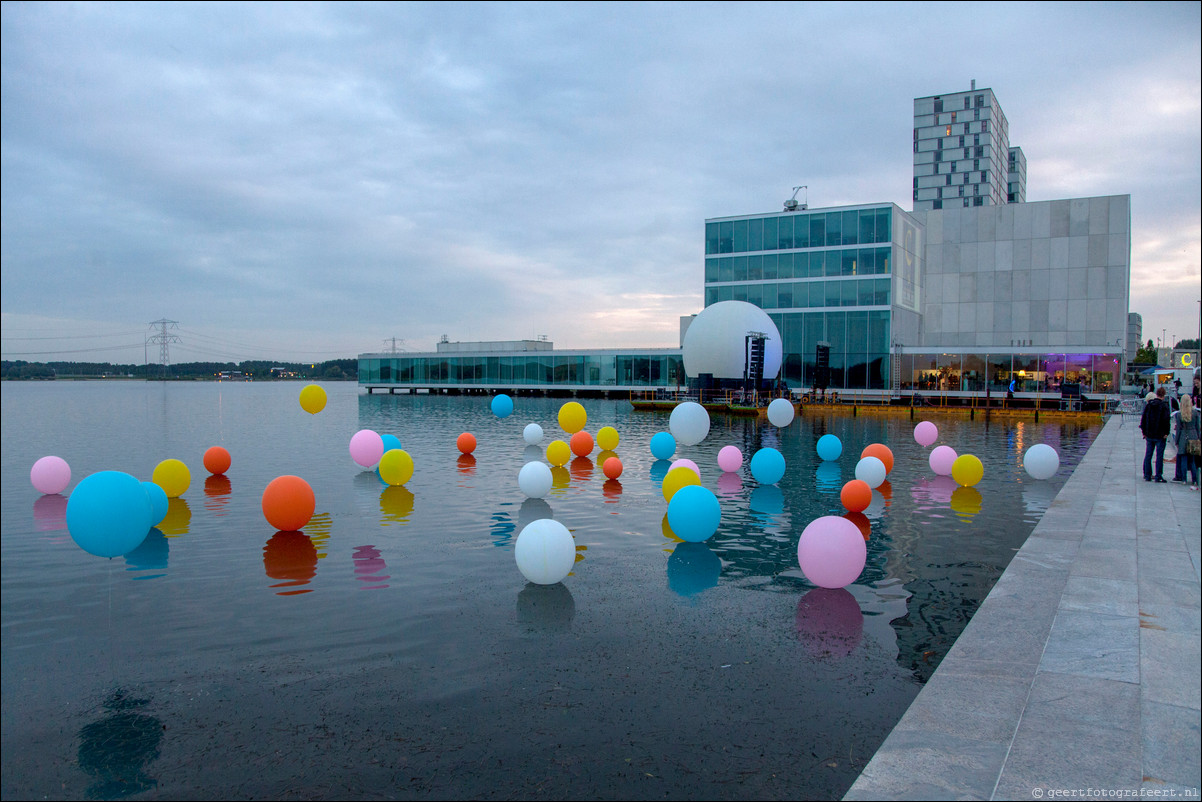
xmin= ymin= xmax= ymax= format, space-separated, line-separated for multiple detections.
xmin=203 ymin=446 xmax=231 ymax=475
xmin=569 ymin=430 xmax=594 ymax=457
xmin=840 ymin=479 xmax=872 ymax=513
xmin=861 ymin=443 xmax=894 ymax=474
xmin=603 ymin=456 xmax=624 ymax=480
xmin=261 ymin=475 xmax=315 ymax=532
xmin=457 ymin=432 xmax=477 ymax=454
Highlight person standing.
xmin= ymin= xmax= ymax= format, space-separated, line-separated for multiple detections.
xmin=1140 ymin=387 xmax=1172 ymax=482
xmin=1172 ymin=394 xmax=1201 ymax=489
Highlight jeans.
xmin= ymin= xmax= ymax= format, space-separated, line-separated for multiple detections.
xmin=1143 ymin=437 xmax=1166 ymax=480
xmin=1183 ymin=453 xmax=1200 ymax=485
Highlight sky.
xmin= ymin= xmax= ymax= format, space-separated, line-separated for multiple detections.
xmin=2 ymin=1 xmax=1200 ymax=365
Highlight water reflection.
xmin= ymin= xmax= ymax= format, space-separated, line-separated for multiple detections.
xmin=815 ymin=462 xmax=842 ymax=494
xmin=549 ymin=466 xmax=571 ymax=495
xmin=660 ymin=513 xmax=682 ymax=543
xmin=516 ymin=582 xmax=575 ymax=631
xmin=76 ymin=689 xmax=162 ymax=799
xmin=517 ymin=498 xmax=553 ymax=530
xmin=843 ymin=512 xmax=872 ymax=540
xmin=490 ymin=509 xmax=516 ymax=547
xmin=950 ymin=487 xmax=983 ymax=521
xmin=569 ymin=456 xmax=593 ymax=483
xmin=795 ymin=587 xmax=863 ymax=660
xmin=717 ymin=471 xmax=743 ymax=497
xmin=158 ymin=498 xmax=191 ymax=537
xmin=457 ymin=454 xmax=476 ymax=477
xmin=749 ymin=485 xmax=785 ymax=521
xmin=602 ymin=479 xmax=622 ymax=502
xmin=262 ymin=531 xmax=317 ymax=595
xmin=33 ymin=493 xmax=68 ymax=532
xmin=305 ymin=512 xmax=333 ymax=558
xmin=649 ymin=459 xmax=670 ymax=485
xmin=123 ymin=529 xmax=168 ymax=580
xmin=523 ymin=444 xmax=543 ymax=463
xmin=202 ymin=475 xmax=232 ymax=515
xmin=667 ymin=541 xmax=722 ymax=597
xmin=379 ymin=486 xmax=415 ymax=525
xmin=352 ymin=545 xmax=390 ymax=589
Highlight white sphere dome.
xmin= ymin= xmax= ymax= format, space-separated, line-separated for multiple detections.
xmin=682 ymin=301 xmax=782 ymax=380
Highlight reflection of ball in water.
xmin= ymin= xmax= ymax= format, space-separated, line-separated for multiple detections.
xmin=795 ymin=587 xmax=863 ymax=659
xmin=514 ymin=519 xmax=575 ymax=585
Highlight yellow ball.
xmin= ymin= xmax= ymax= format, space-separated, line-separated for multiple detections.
xmin=662 ymin=465 xmax=701 ymax=502
xmin=951 ymin=454 xmax=984 ymax=487
xmin=299 ymin=384 xmax=327 ymax=414
xmin=596 ymin=426 xmax=620 ymax=452
xmin=152 ymin=458 xmax=191 ymax=499
xmin=558 ymin=402 xmax=587 ymax=434
xmin=379 ymin=449 xmax=414 ymax=486
xmin=546 ymin=439 xmax=571 ymax=467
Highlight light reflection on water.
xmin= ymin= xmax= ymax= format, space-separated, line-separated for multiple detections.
xmin=1 ymin=382 xmax=1099 ymax=800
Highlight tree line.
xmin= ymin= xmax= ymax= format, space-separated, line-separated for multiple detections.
xmin=1 ymin=358 xmax=359 ymax=381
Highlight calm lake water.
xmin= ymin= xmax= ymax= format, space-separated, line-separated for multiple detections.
xmin=0 ymin=381 xmax=1101 ymax=800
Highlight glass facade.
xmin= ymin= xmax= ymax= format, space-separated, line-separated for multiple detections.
xmin=359 ymin=350 xmax=685 ymax=389
xmin=900 ymin=352 xmax=1121 ymax=395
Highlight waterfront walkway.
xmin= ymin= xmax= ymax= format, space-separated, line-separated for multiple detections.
xmin=845 ymin=413 xmax=1201 ymax=800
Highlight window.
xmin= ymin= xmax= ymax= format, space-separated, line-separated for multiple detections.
xmin=964 ymin=96 xmax=971 ymax=109
xmin=974 ymin=197 xmax=984 ymax=206
xmin=946 ymin=174 xmax=952 ymax=185
xmin=934 ymin=98 xmax=943 ymax=113
xmin=959 ymin=135 xmax=965 ymax=147
xmin=945 ymin=126 xmax=952 ymax=136
xmin=933 ymin=199 xmax=943 ymax=209
xmin=975 ymin=94 xmax=984 ymax=107
xmin=937 ymin=138 xmax=943 ymax=150
xmin=963 ymin=198 xmax=970 ymax=207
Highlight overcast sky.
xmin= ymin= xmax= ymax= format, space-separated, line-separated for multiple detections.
xmin=2 ymin=1 xmax=1199 ymax=365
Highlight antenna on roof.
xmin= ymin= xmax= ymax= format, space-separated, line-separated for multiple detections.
xmin=784 ymin=185 xmax=808 ymax=212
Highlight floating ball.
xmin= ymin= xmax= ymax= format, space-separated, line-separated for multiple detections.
xmin=602 ymin=457 xmax=623 ymax=480
xmin=569 ymin=430 xmax=594 ymax=457
xmin=514 ymin=518 xmax=576 ymax=585
xmin=31 ymin=456 xmax=71 ymax=495
xmin=381 ymin=434 xmax=402 ymax=454
xmin=671 ymin=458 xmax=701 ymax=477
xmin=749 ymin=447 xmax=786 ymax=485
xmin=558 ymin=402 xmax=587 ymax=434
xmin=669 ymin=402 xmax=710 ymax=446
xmin=152 ymin=458 xmax=191 ymax=499
xmin=914 ymin=421 xmax=939 ymax=447
xmin=767 ymin=398 xmax=795 ymax=427
xmin=840 ymin=479 xmax=872 ymax=513
xmin=523 ymin=423 xmax=544 ymax=445
xmin=518 ymin=461 xmax=554 ymax=498
xmin=456 ymin=432 xmax=477 ymax=455
xmin=141 ymin=480 xmax=169 ymax=526
xmin=860 ymin=444 xmax=894 ymax=475
xmin=854 ymin=456 xmax=887 ymax=489
xmin=298 ymin=384 xmax=326 ymax=414
xmin=667 ymin=485 xmax=721 ymax=543
xmin=717 ymin=445 xmax=743 ymax=473
xmin=929 ymin=445 xmax=958 ymax=476
xmin=379 ymin=449 xmax=414 ymax=486
xmin=797 ymin=515 xmax=868 ymax=589
xmin=66 ymin=471 xmax=152 ymax=558
xmin=649 ymin=432 xmax=677 ymax=460
xmin=1024 ymin=444 xmax=1060 ymax=481
xmin=596 ymin=426 xmax=620 ymax=452
xmin=349 ymin=429 xmax=384 ymax=467
xmin=261 ymin=475 xmax=315 ymax=531
xmin=203 ymin=446 xmax=231 ymax=475
xmin=951 ymin=454 xmax=984 ymax=487
xmin=662 ymin=465 xmax=701 ymax=502
xmin=816 ymin=434 xmax=843 ymax=462
xmin=546 ymin=439 xmax=571 ymax=467
xmin=491 ymin=393 xmax=514 ymax=418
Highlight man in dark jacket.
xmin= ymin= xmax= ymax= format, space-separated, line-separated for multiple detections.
xmin=1140 ymin=386 xmax=1172 ymax=482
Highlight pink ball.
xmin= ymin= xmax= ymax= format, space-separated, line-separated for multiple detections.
xmin=797 ymin=516 xmax=867 ymax=589
xmin=914 ymin=421 xmax=938 ymax=447
xmin=717 ymin=445 xmax=743 ymax=473
xmin=929 ymin=445 xmax=958 ymax=476
xmin=671 ymin=458 xmax=700 ymax=477
xmin=349 ymin=429 xmax=384 ymax=468
xmin=31 ymin=456 xmax=71 ymax=495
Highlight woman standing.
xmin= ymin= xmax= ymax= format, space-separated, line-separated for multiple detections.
xmin=1173 ymin=394 xmax=1201 ymax=489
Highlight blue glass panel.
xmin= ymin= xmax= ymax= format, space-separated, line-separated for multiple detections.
xmin=794 ymin=214 xmax=810 ymax=248
xmin=778 ymin=215 xmax=794 ymax=249
xmin=733 ymin=256 xmax=747 ymax=281
xmin=732 ymin=219 xmax=748 ymax=253
xmin=762 ymin=253 xmax=778 ymax=280
xmin=842 ymin=211 xmax=859 ymax=245
xmin=719 ymin=221 xmax=733 ymax=253
xmin=762 ymin=216 xmax=778 ymax=251
xmin=858 ymin=210 xmax=876 ymax=244
xmin=705 ymin=258 xmax=720 ymax=282
xmin=824 ymin=213 xmax=841 ymax=247
xmin=706 ymin=222 xmax=719 ymax=255
xmin=747 ymin=255 xmax=762 ymax=281
xmin=718 ymin=257 xmax=733 ymax=281
xmin=748 ymin=218 xmax=763 ymax=252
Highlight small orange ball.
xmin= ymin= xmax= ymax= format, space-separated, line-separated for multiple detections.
xmin=840 ymin=479 xmax=872 ymax=513
xmin=203 ymin=446 xmax=231 ymax=475
xmin=861 ymin=443 xmax=894 ymax=474
xmin=569 ymin=430 xmax=594 ymax=457
xmin=603 ymin=456 xmax=624 ymax=480
xmin=457 ymin=432 xmax=477 ymax=454
xmin=261 ymin=475 xmax=315 ymax=532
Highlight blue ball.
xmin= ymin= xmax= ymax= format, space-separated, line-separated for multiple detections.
xmin=381 ymin=434 xmax=402 ymax=453
xmin=750 ymin=447 xmax=787 ymax=485
xmin=650 ymin=431 xmax=677 ymax=460
xmin=142 ymin=480 xmax=169 ymax=526
xmin=66 ymin=471 xmax=153 ymax=558
xmin=491 ymin=394 xmax=514 ymax=418
xmin=816 ymin=433 xmax=843 ymax=461
xmin=667 ymin=484 xmax=721 ymax=542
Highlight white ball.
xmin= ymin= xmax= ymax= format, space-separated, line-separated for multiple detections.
xmin=1023 ymin=443 xmax=1060 ymax=480
xmin=518 ymin=461 xmax=553 ymax=499
xmin=767 ymin=397 xmax=795 ymax=427
xmin=855 ymin=456 xmax=887 ymax=488
xmin=515 ymin=518 xmax=576 ymax=585
xmin=669 ymin=401 xmax=711 ymax=446
xmin=682 ymin=301 xmax=783 ymax=380
xmin=523 ymin=423 xmax=544 ymax=445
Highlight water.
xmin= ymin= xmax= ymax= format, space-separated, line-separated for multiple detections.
xmin=1 ymin=382 xmax=1100 ymax=800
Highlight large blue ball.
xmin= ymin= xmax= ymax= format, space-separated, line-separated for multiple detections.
xmin=66 ymin=471 xmax=153 ymax=558
xmin=750 ymin=447 xmax=787 ymax=485
xmin=667 ymin=485 xmax=721 ymax=542
xmin=650 ymin=431 xmax=677 ymax=461
xmin=491 ymin=394 xmax=514 ymax=418
xmin=816 ymin=434 xmax=843 ymax=462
